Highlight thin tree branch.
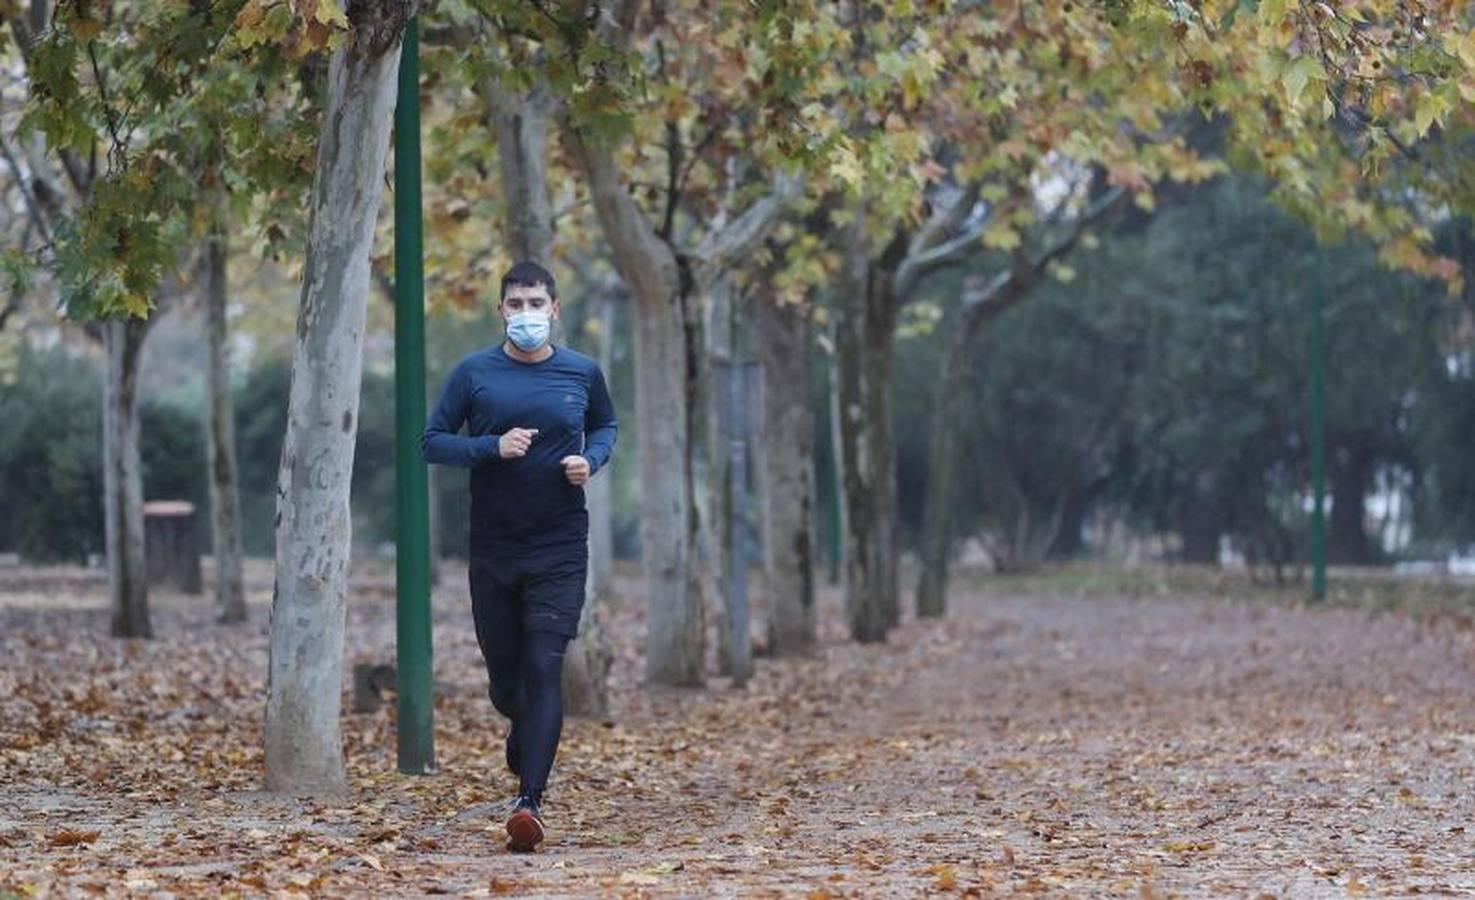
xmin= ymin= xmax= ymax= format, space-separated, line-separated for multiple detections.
xmin=660 ymin=118 xmax=681 ymax=241
xmin=0 ymin=131 xmax=56 ymax=247
xmin=893 ymin=181 xmax=984 ymax=298
xmin=959 ymin=184 xmax=1128 ymax=336
xmin=86 ymin=40 xmax=128 ymax=172
xmin=690 ymin=171 xmax=803 ymax=283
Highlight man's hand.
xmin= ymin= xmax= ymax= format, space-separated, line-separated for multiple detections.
xmin=560 ymin=455 xmax=591 ymax=485
xmin=499 ymin=427 xmax=539 ymax=459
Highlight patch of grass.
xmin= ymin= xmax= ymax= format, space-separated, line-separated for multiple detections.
xmin=955 ymin=562 xmax=1475 ymax=623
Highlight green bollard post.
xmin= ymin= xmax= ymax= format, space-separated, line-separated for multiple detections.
xmin=394 ymin=17 xmax=435 ymax=774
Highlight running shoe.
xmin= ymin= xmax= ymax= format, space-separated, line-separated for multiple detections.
xmin=504 ymin=794 xmax=545 ymax=852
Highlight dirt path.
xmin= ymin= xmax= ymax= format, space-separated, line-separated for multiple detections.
xmin=2 ymin=566 xmax=1474 ymax=897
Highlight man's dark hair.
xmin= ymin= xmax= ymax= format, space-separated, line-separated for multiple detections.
xmin=500 ymin=260 xmax=557 ymax=302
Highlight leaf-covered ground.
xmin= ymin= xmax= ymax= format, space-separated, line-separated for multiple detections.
xmin=2 ymin=562 xmax=1473 ymax=897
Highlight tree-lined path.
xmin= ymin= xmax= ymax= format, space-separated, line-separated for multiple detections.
xmin=2 ymin=566 xmax=1472 ymax=896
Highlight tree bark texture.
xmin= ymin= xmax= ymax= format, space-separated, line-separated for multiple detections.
xmin=835 ymin=218 xmax=899 ymax=643
xmin=753 ymin=288 xmax=817 ymax=655
xmin=266 ymin=14 xmax=408 ymax=794
xmin=104 ymin=317 xmax=153 ymax=639
xmin=565 ymin=127 xmax=705 ymax=686
xmin=205 ymin=211 xmax=247 ymax=623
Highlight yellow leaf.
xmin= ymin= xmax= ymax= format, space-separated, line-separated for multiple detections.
xmin=313 ymin=0 xmax=348 ymax=29
xmin=121 ymin=292 xmax=153 ymax=318
xmin=1446 ymin=31 xmax=1475 ymax=69
xmin=1258 ymin=0 xmax=1288 ymax=26
xmin=827 ymin=141 xmax=865 ymax=188
xmin=234 ymin=0 xmax=267 ymax=32
xmin=982 ymin=223 xmax=1020 ymax=251
xmin=1415 ymin=90 xmax=1451 ymax=137
xmin=931 ymin=863 xmax=957 ymax=890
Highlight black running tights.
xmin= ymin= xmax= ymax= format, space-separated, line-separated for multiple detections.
xmin=485 ymin=628 xmax=570 ymax=804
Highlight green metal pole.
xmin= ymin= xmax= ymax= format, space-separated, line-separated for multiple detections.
xmin=394 ymin=17 xmax=435 ymax=774
xmin=824 ymin=321 xmax=843 ymax=584
xmin=1310 ymin=249 xmax=1328 ymax=602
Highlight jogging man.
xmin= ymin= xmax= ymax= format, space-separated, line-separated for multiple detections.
xmin=421 ymin=260 xmax=617 ymax=853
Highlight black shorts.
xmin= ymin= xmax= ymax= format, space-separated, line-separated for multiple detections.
xmin=468 ymin=541 xmax=588 ymax=640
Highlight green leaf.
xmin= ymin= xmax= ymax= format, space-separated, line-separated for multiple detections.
xmin=1281 ymin=56 xmax=1323 ymax=107
xmin=1414 ymin=87 xmax=1454 ymax=137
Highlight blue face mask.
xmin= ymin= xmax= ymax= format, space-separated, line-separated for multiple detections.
xmin=506 ymin=311 xmax=551 ymax=352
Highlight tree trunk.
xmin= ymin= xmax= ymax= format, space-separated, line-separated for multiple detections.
xmin=1178 ymin=475 xmax=1222 ymax=565
xmin=562 ymin=295 xmax=616 ymax=719
xmin=1329 ymin=441 xmax=1374 ymax=565
xmin=266 ymin=16 xmax=408 ymax=795
xmin=483 ymin=76 xmax=555 ymax=265
xmin=103 ymin=317 xmax=152 ymax=638
xmin=835 ymin=219 xmax=899 ymax=643
xmin=703 ymin=275 xmax=735 ymax=675
xmin=564 ymin=127 xmax=705 ymax=687
xmin=587 ymin=290 xmax=616 ymax=597
xmin=638 ymin=280 xmax=705 ymax=685
xmin=205 ymin=210 xmax=247 ymax=623
xmin=915 ymin=312 xmax=974 ymax=619
xmin=561 ymin=555 xmax=613 ymax=719
xmin=1048 ymin=492 xmax=1090 ymax=560
xmin=913 ymin=185 xmax=1125 ymax=614
xmin=753 ymin=290 xmax=816 ymax=655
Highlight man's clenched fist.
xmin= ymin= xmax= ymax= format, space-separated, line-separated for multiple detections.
xmin=560 ymin=455 xmax=591 ymax=485
xmin=498 ymin=427 xmax=539 ymax=458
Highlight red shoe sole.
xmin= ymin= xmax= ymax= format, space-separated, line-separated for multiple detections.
xmin=506 ymin=809 xmax=545 ymax=852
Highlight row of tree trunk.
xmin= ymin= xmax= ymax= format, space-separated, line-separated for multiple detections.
xmin=102 ymin=11 xmax=1364 ymax=798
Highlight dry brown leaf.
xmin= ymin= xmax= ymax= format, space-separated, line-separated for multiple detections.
xmin=48 ymin=830 xmax=100 ymax=847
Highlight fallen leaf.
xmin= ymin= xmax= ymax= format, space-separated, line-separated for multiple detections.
xmin=618 ymin=871 xmax=661 ymax=885
xmin=49 ymin=829 xmax=101 ymax=847
xmin=932 ymin=863 xmax=958 ymax=890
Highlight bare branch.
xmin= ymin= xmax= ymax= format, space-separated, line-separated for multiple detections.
xmin=0 ymin=131 xmax=55 ymax=248
xmin=691 ymin=171 xmax=803 ymax=284
xmin=660 ymin=116 xmax=680 ymax=241
xmin=958 ymin=185 xmax=1127 ymax=336
xmin=86 ymin=40 xmax=128 ymax=173
xmin=893 ymin=181 xmax=984 ymax=298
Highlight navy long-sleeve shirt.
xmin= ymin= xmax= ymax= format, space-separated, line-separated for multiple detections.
xmin=422 ymin=343 xmax=617 ymax=551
